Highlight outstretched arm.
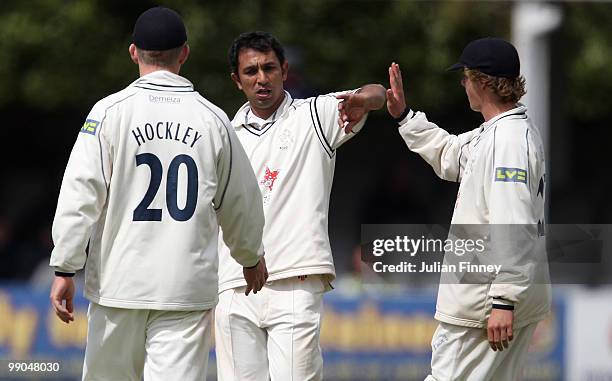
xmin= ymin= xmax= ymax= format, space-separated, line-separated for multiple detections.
xmin=336 ymin=84 xmax=386 ymax=133
xmin=387 ymin=62 xmax=480 ymax=182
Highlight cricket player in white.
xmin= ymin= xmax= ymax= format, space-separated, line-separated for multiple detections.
xmin=214 ymin=31 xmax=386 ymax=380
xmin=387 ymin=38 xmax=551 ymax=380
xmin=49 ymin=8 xmax=267 ymax=381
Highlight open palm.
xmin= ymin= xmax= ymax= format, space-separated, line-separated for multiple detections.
xmin=387 ymin=62 xmax=407 ymax=119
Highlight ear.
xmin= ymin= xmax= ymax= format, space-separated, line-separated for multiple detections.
xmin=178 ymin=44 xmax=190 ymax=65
xmin=231 ymin=72 xmax=243 ymax=91
xmin=129 ymin=44 xmax=139 ymax=64
xmin=281 ymin=61 xmax=289 ymax=81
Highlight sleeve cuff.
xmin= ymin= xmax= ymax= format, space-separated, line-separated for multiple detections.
xmin=492 ymin=297 xmax=515 ymax=308
xmin=54 ymin=271 xmax=75 ymax=277
xmin=244 ymin=259 xmax=260 ymax=269
xmin=492 ymin=303 xmax=515 ymax=311
xmin=394 ymin=108 xmax=414 ymax=125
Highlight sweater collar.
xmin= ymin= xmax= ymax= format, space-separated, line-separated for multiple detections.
xmin=481 ymin=103 xmax=527 ymax=131
xmin=131 ymin=70 xmax=194 ymax=92
xmin=232 ymin=91 xmax=293 ymax=129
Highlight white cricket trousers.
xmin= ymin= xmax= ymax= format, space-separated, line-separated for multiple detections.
xmin=424 ymin=321 xmax=537 ymax=381
xmin=215 ymin=276 xmax=325 ymax=381
xmin=82 ymin=302 xmax=212 ymax=381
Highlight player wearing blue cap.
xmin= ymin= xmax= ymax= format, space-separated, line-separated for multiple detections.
xmin=387 ymin=38 xmax=551 ymax=380
xmin=49 ymin=7 xmax=267 ymax=380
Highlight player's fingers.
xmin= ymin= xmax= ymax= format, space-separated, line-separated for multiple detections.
xmin=65 ymin=299 xmax=75 ymax=321
xmin=51 ymin=299 xmax=62 ymax=318
xmin=335 ymin=93 xmax=349 ymax=101
xmin=66 ymin=298 xmax=74 ymax=313
xmin=493 ymin=327 xmax=503 ymax=351
xmin=394 ymin=63 xmax=404 ymax=90
xmin=344 ymin=121 xmax=355 ymax=134
xmin=51 ymin=296 xmax=67 ymax=314
xmin=508 ymin=325 xmax=514 ymax=342
xmin=500 ymin=326 xmax=509 ymax=349
xmin=487 ymin=327 xmax=496 ymax=351
xmin=340 ymin=120 xmax=349 ymax=133
xmin=55 ymin=311 xmax=68 ymax=324
xmin=390 ymin=63 xmax=398 ymax=82
xmin=245 ymin=282 xmax=253 ymax=296
xmin=252 ymin=276 xmax=260 ymax=293
xmin=394 ymin=76 xmax=404 ymax=98
xmin=387 ymin=90 xmax=398 ymax=107
xmin=52 ymin=300 xmax=71 ymax=323
xmin=390 ymin=66 xmax=399 ymax=91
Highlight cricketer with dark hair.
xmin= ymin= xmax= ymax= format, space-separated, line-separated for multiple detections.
xmin=214 ymin=31 xmax=386 ymax=381
xmin=387 ymin=37 xmax=551 ymax=380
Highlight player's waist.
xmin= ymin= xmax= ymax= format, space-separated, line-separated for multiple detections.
xmin=218 ymin=265 xmax=336 ymax=293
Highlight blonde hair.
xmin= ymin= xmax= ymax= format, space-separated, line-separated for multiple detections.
xmin=137 ymin=45 xmax=184 ymax=67
xmin=466 ymin=69 xmax=526 ymax=103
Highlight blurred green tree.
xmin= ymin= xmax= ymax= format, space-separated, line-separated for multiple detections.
xmin=0 ymin=0 xmax=609 ymax=124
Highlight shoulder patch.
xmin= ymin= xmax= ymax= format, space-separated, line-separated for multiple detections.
xmin=495 ymin=167 xmax=527 ymax=183
xmin=81 ymin=119 xmax=99 ymax=135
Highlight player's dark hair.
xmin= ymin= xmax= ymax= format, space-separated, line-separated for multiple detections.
xmin=229 ymin=31 xmax=285 ymax=74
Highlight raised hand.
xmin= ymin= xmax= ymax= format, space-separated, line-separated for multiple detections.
xmin=387 ymin=62 xmax=407 ymax=119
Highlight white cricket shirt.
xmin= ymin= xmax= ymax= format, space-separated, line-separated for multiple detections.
xmin=218 ymin=90 xmax=366 ymax=292
xmin=398 ymin=105 xmax=551 ymax=328
xmin=50 ymin=71 xmax=264 ymax=311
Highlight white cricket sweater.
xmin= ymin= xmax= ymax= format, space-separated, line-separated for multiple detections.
xmin=50 ymin=71 xmax=264 ymax=311
xmin=218 ymin=91 xmax=366 ymax=292
xmin=398 ymin=105 xmax=551 ymax=329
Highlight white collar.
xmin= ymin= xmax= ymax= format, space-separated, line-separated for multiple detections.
xmin=233 ymin=91 xmax=293 ymax=129
xmin=131 ymin=70 xmax=194 ymax=92
xmin=481 ymin=103 xmax=528 ymax=131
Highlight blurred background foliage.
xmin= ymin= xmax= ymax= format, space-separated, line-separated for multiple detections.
xmin=0 ymin=0 xmax=611 ymax=278
xmin=1 ymin=0 xmax=609 ymax=119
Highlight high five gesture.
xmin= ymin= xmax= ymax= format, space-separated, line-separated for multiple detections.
xmin=387 ymin=62 xmax=407 ymax=119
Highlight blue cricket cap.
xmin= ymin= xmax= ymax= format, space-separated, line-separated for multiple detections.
xmin=447 ymin=37 xmax=520 ymax=78
xmin=132 ymin=7 xmax=187 ymax=51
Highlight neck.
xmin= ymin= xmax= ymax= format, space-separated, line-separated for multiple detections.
xmin=251 ymin=92 xmax=286 ymax=120
xmin=480 ymin=101 xmax=516 ymax=122
xmin=139 ymin=65 xmax=180 ymax=77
